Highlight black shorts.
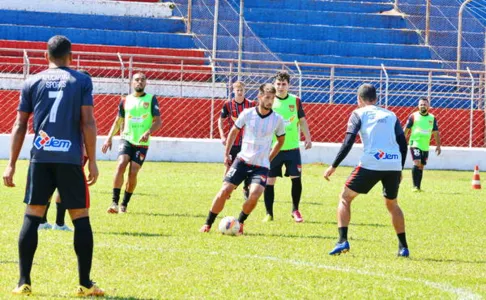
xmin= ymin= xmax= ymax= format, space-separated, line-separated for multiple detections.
xmin=24 ymin=163 xmax=90 ymax=209
xmin=410 ymin=147 xmax=429 ymax=165
xmin=268 ymin=148 xmax=302 ymax=177
xmin=229 ymin=146 xmax=241 ymax=164
xmin=118 ymin=139 xmax=148 ymax=166
xmin=345 ymin=166 xmax=401 ymax=199
xmin=224 ymin=159 xmax=269 ymax=187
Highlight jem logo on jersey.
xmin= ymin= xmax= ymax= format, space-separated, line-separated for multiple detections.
xmin=373 ymin=150 xmax=399 ymax=161
xmin=34 ymin=130 xmax=72 ymax=152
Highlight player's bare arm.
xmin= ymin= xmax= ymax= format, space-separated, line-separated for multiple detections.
xmin=139 ymin=116 xmax=162 ymax=143
xmin=269 ymin=135 xmax=285 ymax=162
xmin=81 ymin=105 xmax=99 ymax=186
xmin=433 ymin=130 xmax=441 ymax=155
xmin=3 ymin=111 xmax=29 ymax=187
xmin=102 ymin=116 xmax=123 ymax=153
xmin=224 ymin=126 xmax=240 ymax=166
xmin=218 ymin=117 xmax=226 ymax=145
xmin=299 ymin=117 xmax=312 ymax=149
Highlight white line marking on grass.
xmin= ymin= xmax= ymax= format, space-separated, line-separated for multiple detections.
xmin=235 ymin=254 xmax=482 ymax=300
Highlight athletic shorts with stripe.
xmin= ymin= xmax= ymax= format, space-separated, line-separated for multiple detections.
xmin=24 ymin=163 xmax=90 ymax=209
xmin=345 ymin=166 xmax=401 ymax=199
xmin=268 ymin=148 xmax=302 ymax=177
xmin=224 ymin=158 xmax=269 ymax=187
xmin=118 ymin=139 xmax=148 ymax=166
xmin=410 ymin=147 xmax=429 ymax=165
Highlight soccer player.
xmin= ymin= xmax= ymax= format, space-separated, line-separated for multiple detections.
xmin=263 ymin=72 xmax=312 ymax=223
xmin=2 ymin=35 xmax=104 ymax=296
xmin=404 ymin=97 xmax=441 ymax=192
xmin=38 ymin=70 xmax=92 ymax=232
xmin=200 ymin=83 xmax=285 ymax=234
xmin=323 ymin=84 xmax=410 ymax=257
xmin=102 ymin=72 xmax=162 ymax=213
xmin=218 ymin=81 xmax=256 ymax=199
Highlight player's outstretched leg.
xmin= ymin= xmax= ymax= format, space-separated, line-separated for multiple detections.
xmin=329 ymin=187 xmax=357 ymax=255
xmin=239 ymin=183 xmax=265 ymax=234
xmin=200 ymin=183 xmax=235 ymax=232
xmin=385 ymin=198 xmax=409 ymax=257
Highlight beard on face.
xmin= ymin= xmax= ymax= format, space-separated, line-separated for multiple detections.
xmin=134 ymin=87 xmax=144 ymax=93
xmin=419 ymin=107 xmax=428 ymax=114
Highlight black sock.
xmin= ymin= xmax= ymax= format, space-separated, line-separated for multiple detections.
xmin=338 ymin=227 xmax=348 ymax=243
xmin=122 ymin=191 xmax=133 ymax=207
xmin=263 ymin=185 xmax=275 ymax=217
xmin=238 ymin=211 xmax=249 ymax=224
xmin=112 ymin=188 xmax=121 ymax=204
xmin=40 ymin=202 xmax=50 ymax=224
xmin=417 ymin=168 xmax=423 ymax=189
xmin=55 ymin=203 xmax=66 ymax=227
xmin=73 ymin=217 xmax=93 ymax=288
xmin=397 ymin=232 xmax=408 ymax=249
xmin=412 ymin=166 xmax=419 ymax=188
xmin=18 ymin=215 xmax=42 ymax=286
xmin=205 ymin=211 xmax=218 ymax=226
xmin=291 ymin=177 xmax=302 ymax=212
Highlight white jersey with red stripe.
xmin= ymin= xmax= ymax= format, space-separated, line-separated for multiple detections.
xmin=234 ymin=107 xmax=285 ymax=169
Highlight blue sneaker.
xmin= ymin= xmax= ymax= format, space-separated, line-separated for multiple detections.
xmin=398 ymin=248 xmax=410 ymax=257
xmin=329 ymin=241 xmax=350 ymax=255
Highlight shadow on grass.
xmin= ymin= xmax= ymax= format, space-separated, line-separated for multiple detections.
xmin=33 ymin=295 xmax=156 ymax=300
xmin=97 ymin=231 xmax=170 ymax=238
xmin=275 ymin=200 xmax=323 ymax=206
xmin=245 ymin=232 xmax=335 ymax=240
xmin=130 ymin=212 xmax=207 ymax=218
xmin=305 ymin=220 xmax=386 ymax=227
xmin=94 ymin=190 xmax=160 ymax=197
xmin=413 ymin=257 xmax=486 ymax=264
xmin=0 ymin=260 xmax=17 ymax=264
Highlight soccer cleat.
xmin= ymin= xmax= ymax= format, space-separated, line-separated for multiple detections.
xmin=237 ymin=223 xmax=244 ymax=235
xmin=329 ymin=241 xmax=350 ymax=255
xmin=398 ymin=248 xmax=410 ymax=257
xmin=76 ymin=282 xmax=105 ymax=297
xmin=120 ymin=205 xmax=127 ymax=214
xmin=292 ymin=210 xmax=304 ymax=223
xmin=106 ymin=202 xmax=119 ymax=214
xmin=199 ymin=224 xmax=211 ymax=233
xmin=412 ymin=187 xmax=422 ymax=193
xmin=53 ymin=224 xmax=73 ymax=232
xmin=262 ymin=214 xmax=274 ymax=222
xmin=12 ymin=284 xmax=32 ymax=295
xmin=38 ymin=222 xmax=52 ymax=230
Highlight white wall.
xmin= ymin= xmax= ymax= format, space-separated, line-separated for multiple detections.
xmin=1 ymin=134 xmax=484 ymax=171
xmin=0 ymin=0 xmax=174 ymax=18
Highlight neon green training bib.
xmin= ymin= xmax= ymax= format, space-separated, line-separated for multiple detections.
xmin=273 ymin=93 xmax=300 ymax=150
xmin=122 ymin=93 xmax=154 ymax=146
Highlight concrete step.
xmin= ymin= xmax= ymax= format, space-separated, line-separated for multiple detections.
xmin=243 ymin=0 xmax=394 ymax=13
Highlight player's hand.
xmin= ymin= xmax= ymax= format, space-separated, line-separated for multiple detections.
xmin=435 ymin=145 xmax=441 ymax=156
xmin=224 ymin=154 xmax=232 ymax=167
xmin=304 ymin=138 xmax=312 ymax=150
xmin=101 ymin=138 xmax=112 ymax=153
xmin=323 ymin=166 xmax=336 ymax=181
xmin=139 ymin=131 xmax=150 ymax=143
xmin=221 ymin=137 xmax=227 ymax=146
xmin=3 ymin=164 xmax=15 ymax=187
xmin=86 ymin=161 xmax=99 ymax=186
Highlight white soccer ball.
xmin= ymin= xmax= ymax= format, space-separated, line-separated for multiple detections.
xmin=218 ymin=216 xmax=241 ymax=235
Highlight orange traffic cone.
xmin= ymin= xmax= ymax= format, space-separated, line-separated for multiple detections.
xmin=472 ymin=165 xmax=481 ymax=189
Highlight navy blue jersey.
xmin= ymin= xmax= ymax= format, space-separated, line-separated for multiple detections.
xmin=18 ymin=67 xmax=93 ymax=165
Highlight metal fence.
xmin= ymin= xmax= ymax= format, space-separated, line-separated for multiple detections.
xmin=0 ymin=48 xmax=485 ymax=147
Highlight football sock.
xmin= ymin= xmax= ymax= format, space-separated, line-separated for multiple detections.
xmin=122 ymin=191 xmax=133 ymax=207
xmin=416 ymin=168 xmax=423 ymax=189
xmin=291 ymin=177 xmax=302 ymax=211
xmin=238 ymin=211 xmax=249 ymax=224
xmin=338 ymin=227 xmax=348 ymax=243
xmin=412 ymin=166 xmax=419 ymax=188
xmin=18 ymin=215 xmax=41 ymax=286
xmin=112 ymin=188 xmax=121 ymax=204
xmin=205 ymin=211 xmax=218 ymax=226
xmin=263 ymin=185 xmax=275 ymax=217
xmin=397 ymin=232 xmax=408 ymax=249
xmin=55 ymin=202 xmax=66 ymax=227
xmin=73 ymin=217 xmax=93 ymax=288
xmin=40 ymin=202 xmax=50 ymax=224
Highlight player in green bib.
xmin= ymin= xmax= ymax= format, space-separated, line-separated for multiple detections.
xmin=263 ymin=72 xmax=312 ymax=223
xmin=404 ymin=97 xmax=441 ymax=192
xmin=102 ymin=73 xmax=162 ymax=213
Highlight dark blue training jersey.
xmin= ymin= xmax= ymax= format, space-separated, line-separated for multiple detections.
xmin=18 ymin=67 xmax=93 ymax=165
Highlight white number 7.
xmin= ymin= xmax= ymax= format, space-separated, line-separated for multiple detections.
xmin=48 ymin=91 xmax=64 ymax=123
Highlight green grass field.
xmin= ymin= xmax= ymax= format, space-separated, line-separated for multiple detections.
xmin=1 ymin=160 xmax=485 ymax=299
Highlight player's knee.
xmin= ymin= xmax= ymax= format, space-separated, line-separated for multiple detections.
xmin=116 ymin=160 xmax=129 ymax=171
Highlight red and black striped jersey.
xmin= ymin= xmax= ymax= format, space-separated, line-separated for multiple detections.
xmin=220 ymin=98 xmax=256 ymax=146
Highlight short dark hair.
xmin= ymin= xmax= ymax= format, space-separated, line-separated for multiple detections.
xmin=259 ymin=83 xmax=276 ymax=95
xmin=419 ymin=97 xmax=429 ymax=103
xmin=47 ymin=35 xmax=72 ymax=59
xmin=274 ymin=72 xmax=290 ymax=83
xmin=357 ymin=84 xmax=377 ymax=102
xmin=78 ymin=69 xmax=91 ymax=77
